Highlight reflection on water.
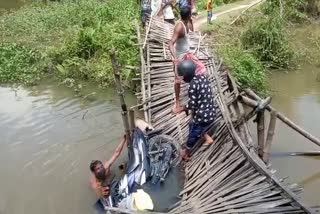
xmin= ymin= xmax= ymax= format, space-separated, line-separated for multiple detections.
xmin=267 ymin=64 xmax=320 ymax=206
xmin=0 ymin=81 xmax=182 ymax=214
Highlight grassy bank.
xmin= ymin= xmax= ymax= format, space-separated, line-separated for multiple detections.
xmin=0 ymin=0 xmax=139 ymax=87
xmin=202 ymin=0 xmax=320 ymax=94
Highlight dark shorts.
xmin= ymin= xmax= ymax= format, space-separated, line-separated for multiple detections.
xmin=141 ymin=9 xmax=151 ymax=27
xmin=207 ymin=11 xmax=212 ymax=20
xmin=186 ymin=121 xmax=213 ymax=150
xmin=164 ymin=19 xmax=175 ymax=25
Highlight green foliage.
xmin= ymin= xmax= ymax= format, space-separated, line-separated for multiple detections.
xmin=0 ymin=0 xmax=139 ymax=86
xmin=221 ymin=45 xmax=267 ymax=93
xmin=0 ymin=43 xmax=44 ymax=84
xmin=242 ymin=14 xmax=294 ymax=69
xmin=262 ymin=0 xmax=308 ymax=22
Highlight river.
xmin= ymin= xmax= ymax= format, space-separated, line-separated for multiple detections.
xmin=1 ymin=0 xmax=319 ymax=211
xmin=267 ymin=63 xmax=320 ymax=206
xmin=0 ymin=80 xmax=183 ymax=214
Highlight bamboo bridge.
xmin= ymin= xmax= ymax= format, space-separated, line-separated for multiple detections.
xmin=131 ymin=16 xmax=320 ymax=214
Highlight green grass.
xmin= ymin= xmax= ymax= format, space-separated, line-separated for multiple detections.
xmin=0 ymin=0 xmax=139 ymax=86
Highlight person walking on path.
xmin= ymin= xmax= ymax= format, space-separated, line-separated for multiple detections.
xmin=169 ymin=7 xmax=207 ymax=113
xmin=207 ymin=0 xmax=213 ymax=24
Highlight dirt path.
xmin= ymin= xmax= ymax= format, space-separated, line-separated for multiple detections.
xmin=194 ymin=0 xmax=263 ymax=30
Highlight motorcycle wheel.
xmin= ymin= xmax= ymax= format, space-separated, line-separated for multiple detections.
xmin=148 ymin=134 xmax=181 ymax=167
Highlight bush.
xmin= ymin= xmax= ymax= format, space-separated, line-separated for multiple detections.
xmin=0 ymin=0 xmax=139 ymax=86
xmin=0 ymin=43 xmax=44 ymax=84
xmin=221 ymin=45 xmax=267 ymax=93
xmin=242 ymin=15 xmax=294 ymax=69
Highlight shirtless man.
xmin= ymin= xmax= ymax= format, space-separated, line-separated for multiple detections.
xmin=90 ymin=136 xmax=127 ymax=197
xmin=168 ymin=6 xmax=207 ymax=113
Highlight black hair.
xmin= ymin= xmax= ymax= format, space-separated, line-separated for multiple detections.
xmin=90 ymin=160 xmax=103 ymax=172
xmin=180 ymin=6 xmax=191 ymax=21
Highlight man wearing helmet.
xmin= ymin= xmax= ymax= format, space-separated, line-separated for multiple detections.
xmin=174 ymin=60 xmax=215 ymax=160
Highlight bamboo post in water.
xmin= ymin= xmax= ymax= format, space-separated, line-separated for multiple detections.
xmin=110 ymin=49 xmax=131 ymax=142
xmin=263 ymin=111 xmax=277 ymax=163
xmin=256 ymin=110 xmax=265 ymax=158
xmin=129 ymin=109 xmax=135 ymax=132
xmin=244 ymin=88 xmax=320 ymax=148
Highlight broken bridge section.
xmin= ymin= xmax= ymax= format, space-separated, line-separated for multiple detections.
xmin=137 ymin=16 xmax=314 ymax=214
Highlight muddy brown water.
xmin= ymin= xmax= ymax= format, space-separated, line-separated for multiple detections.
xmin=1 ymin=0 xmax=319 ymax=210
xmin=0 ymin=80 xmax=183 ymax=214
xmin=267 ymin=64 xmax=320 ymax=206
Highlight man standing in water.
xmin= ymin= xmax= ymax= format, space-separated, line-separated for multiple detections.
xmin=90 ymin=136 xmax=127 ymax=197
xmin=168 ymin=6 xmax=207 ymax=113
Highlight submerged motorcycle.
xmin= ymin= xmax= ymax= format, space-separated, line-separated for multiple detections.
xmin=95 ymin=119 xmax=181 ymax=212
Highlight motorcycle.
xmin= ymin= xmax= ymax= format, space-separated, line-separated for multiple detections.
xmin=94 ymin=119 xmax=181 ymax=212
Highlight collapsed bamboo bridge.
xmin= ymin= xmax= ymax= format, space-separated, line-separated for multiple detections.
xmin=132 ymin=16 xmax=320 ymax=214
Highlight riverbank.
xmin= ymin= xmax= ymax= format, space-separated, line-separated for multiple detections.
xmin=197 ymin=0 xmax=320 ymax=94
xmin=0 ymin=0 xmax=139 ymax=87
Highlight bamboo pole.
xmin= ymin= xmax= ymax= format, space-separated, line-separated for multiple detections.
xmin=229 ymin=0 xmax=266 ymax=25
xmin=110 ymin=50 xmax=131 ymax=142
xmin=263 ymin=111 xmax=277 ymax=163
xmin=135 ymin=15 xmax=312 ymax=214
xmin=135 ymin=21 xmax=149 ymax=121
xmin=129 ymin=109 xmax=135 ymax=132
xmin=243 ymin=89 xmax=320 ymax=148
xmin=256 ymin=111 xmax=265 ymax=158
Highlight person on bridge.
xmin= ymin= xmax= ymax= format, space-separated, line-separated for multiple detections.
xmin=159 ymin=0 xmax=176 ymax=25
xmin=174 ymin=60 xmax=215 ymax=160
xmin=169 ymin=7 xmax=207 ymax=114
xmin=207 ymin=0 xmax=213 ymax=24
xmin=89 ymin=135 xmax=127 ymax=197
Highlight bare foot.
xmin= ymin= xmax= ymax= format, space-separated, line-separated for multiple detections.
xmin=181 ymin=149 xmax=191 ymax=161
xmin=203 ymin=134 xmax=214 ymax=146
xmin=172 ymin=105 xmax=184 ymax=114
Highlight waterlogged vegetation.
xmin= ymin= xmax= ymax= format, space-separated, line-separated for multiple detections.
xmin=202 ymin=0 xmax=320 ymax=94
xmin=0 ymin=0 xmax=139 ymax=86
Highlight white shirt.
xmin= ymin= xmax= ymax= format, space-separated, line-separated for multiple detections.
xmin=163 ymin=4 xmax=174 ymax=19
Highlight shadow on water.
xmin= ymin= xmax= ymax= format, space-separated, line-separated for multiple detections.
xmin=0 ymin=79 xmax=183 ymax=213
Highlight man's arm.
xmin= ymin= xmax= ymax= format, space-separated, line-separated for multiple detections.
xmin=174 ymin=81 xmax=198 ymax=114
xmin=168 ymin=23 xmax=182 ymax=62
xmin=157 ymin=2 xmax=166 ymax=16
xmin=104 ymin=135 xmax=127 ymax=170
xmin=188 ymin=18 xmax=194 ymax=32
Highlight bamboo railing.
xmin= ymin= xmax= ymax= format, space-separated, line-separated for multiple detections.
xmin=134 ymin=16 xmax=317 ymax=214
